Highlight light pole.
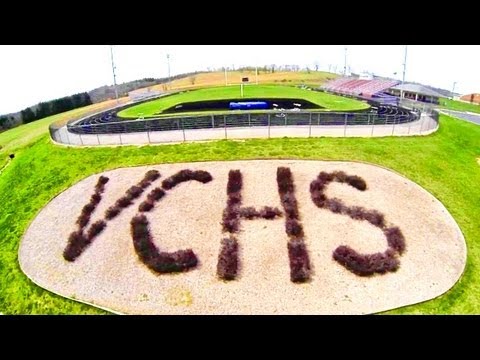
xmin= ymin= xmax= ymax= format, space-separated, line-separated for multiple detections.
xmin=224 ymin=67 xmax=228 ymax=86
xmin=255 ymin=65 xmax=258 ymax=84
xmin=110 ymin=45 xmax=119 ymax=104
xmin=166 ymin=54 xmax=171 ymax=89
xmin=343 ymin=46 xmax=347 ymax=76
xmin=400 ymin=45 xmax=407 ymax=101
xmin=451 ymin=81 xmax=457 ymax=100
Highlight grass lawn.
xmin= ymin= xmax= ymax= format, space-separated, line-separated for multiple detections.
xmin=0 ymin=113 xmax=479 ymax=314
xmin=117 ymin=85 xmax=369 ymax=118
xmin=0 ymin=98 xmax=128 ymax=169
xmin=440 ymin=98 xmax=480 ymax=114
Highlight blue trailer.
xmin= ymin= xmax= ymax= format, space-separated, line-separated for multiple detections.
xmin=229 ymin=101 xmax=268 ymax=110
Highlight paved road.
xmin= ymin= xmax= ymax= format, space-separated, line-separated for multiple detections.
xmin=442 ymin=110 xmax=480 ymax=125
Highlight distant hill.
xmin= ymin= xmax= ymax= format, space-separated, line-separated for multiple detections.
xmin=88 ymin=71 xmax=202 ymax=103
xmin=0 ymin=71 xmax=201 ymax=132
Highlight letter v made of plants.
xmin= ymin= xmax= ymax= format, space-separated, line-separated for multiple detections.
xmin=63 ymin=170 xmax=161 ymax=262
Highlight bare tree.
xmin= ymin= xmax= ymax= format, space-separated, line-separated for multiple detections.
xmin=190 ymin=75 xmax=197 ymax=85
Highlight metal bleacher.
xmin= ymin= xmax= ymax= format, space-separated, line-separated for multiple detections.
xmin=322 ymin=77 xmax=400 ymax=99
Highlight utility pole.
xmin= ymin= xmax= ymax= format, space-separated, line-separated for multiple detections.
xmin=400 ymin=45 xmax=407 ymax=100
xmin=343 ymin=46 xmax=347 ymax=76
xmin=225 ymin=67 xmax=228 ymax=86
xmin=255 ymin=65 xmax=258 ymax=84
xmin=110 ymin=45 xmax=119 ymax=104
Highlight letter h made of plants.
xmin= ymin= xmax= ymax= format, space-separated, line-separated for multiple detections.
xmin=218 ymin=167 xmax=312 ymax=283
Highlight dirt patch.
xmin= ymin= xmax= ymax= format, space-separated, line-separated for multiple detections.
xmin=19 ymin=160 xmax=466 ymax=314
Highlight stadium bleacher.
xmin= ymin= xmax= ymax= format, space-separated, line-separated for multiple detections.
xmin=322 ymin=77 xmax=400 ymax=104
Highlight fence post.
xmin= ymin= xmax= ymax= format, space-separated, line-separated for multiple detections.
xmin=182 ymin=118 xmax=186 ymax=142
xmin=391 ymin=116 xmax=396 ymax=136
xmin=146 ymin=122 xmax=151 ymax=143
xmin=285 ymin=113 xmax=287 ymax=126
xmin=211 ymin=114 xmax=215 ymax=128
xmin=65 ymin=128 xmax=71 ymax=145
xmin=371 ymin=115 xmax=375 ymax=137
xmin=420 ymin=114 xmax=425 ymax=134
xmin=224 ymin=115 xmax=227 ymax=139
xmin=59 ymin=128 xmax=65 ymax=144
xmin=248 ymin=113 xmax=251 ymax=127
xmin=97 ymin=132 xmax=100 ymax=145
xmin=119 ymin=132 xmax=123 ymax=145
xmin=344 ymin=113 xmax=347 ymax=137
xmin=318 ymin=113 xmax=320 ymax=125
xmin=79 ymin=133 xmax=84 ymax=146
xmin=309 ymin=112 xmax=312 ymax=137
xmin=268 ymin=113 xmax=271 ymax=139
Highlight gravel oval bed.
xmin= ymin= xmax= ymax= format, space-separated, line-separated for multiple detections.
xmin=19 ymin=160 xmax=467 ymax=314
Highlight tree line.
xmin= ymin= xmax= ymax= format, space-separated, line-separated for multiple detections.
xmin=19 ymin=92 xmax=92 ymax=124
xmin=0 ymin=115 xmax=16 ymax=131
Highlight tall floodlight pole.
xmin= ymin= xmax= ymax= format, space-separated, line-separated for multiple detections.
xmin=166 ymin=54 xmax=171 ymax=89
xmin=400 ymin=45 xmax=408 ymax=100
xmin=343 ymin=46 xmax=347 ymax=76
xmin=255 ymin=65 xmax=258 ymax=84
xmin=110 ymin=45 xmax=119 ymax=104
xmin=451 ymin=81 xmax=457 ymax=100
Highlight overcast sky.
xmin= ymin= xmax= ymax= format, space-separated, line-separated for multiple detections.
xmin=0 ymin=45 xmax=479 ymax=115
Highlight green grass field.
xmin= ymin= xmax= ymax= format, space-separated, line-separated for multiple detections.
xmin=0 ymin=99 xmax=128 ymax=170
xmin=117 ymin=85 xmax=369 ymax=118
xmin=440 ymin=98 xmax=480 ymax=114
xmin=0 ymin=111 xmax=479 ymax=314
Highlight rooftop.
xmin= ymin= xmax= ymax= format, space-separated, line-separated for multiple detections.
xmin=390 ymin=83 xmax=445 ymax=98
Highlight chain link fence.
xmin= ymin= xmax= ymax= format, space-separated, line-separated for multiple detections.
xmin=49 ymin=106 xmax=439 ymax=147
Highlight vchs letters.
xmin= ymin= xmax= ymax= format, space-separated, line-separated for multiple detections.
xmin=63 ymin=168 xmax=406 ymax=281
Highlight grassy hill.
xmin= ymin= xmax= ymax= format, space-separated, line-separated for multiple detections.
xmin=0 ymin=97 xmax=129 ymax=169
xmin=144 ymin=70 xmax=337 ymax=92
xmin=0 ymin=110 xmax=479 ymax=314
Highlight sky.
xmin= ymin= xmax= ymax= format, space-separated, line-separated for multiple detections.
xmin=0 ymin=45 xmax=479 ymax=115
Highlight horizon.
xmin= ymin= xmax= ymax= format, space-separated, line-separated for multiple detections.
xmin=1 ymin=45 xmax=479 ymax=115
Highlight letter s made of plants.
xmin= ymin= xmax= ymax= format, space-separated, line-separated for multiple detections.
xmin=310 ymin=171 xmax=406 ymax=276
